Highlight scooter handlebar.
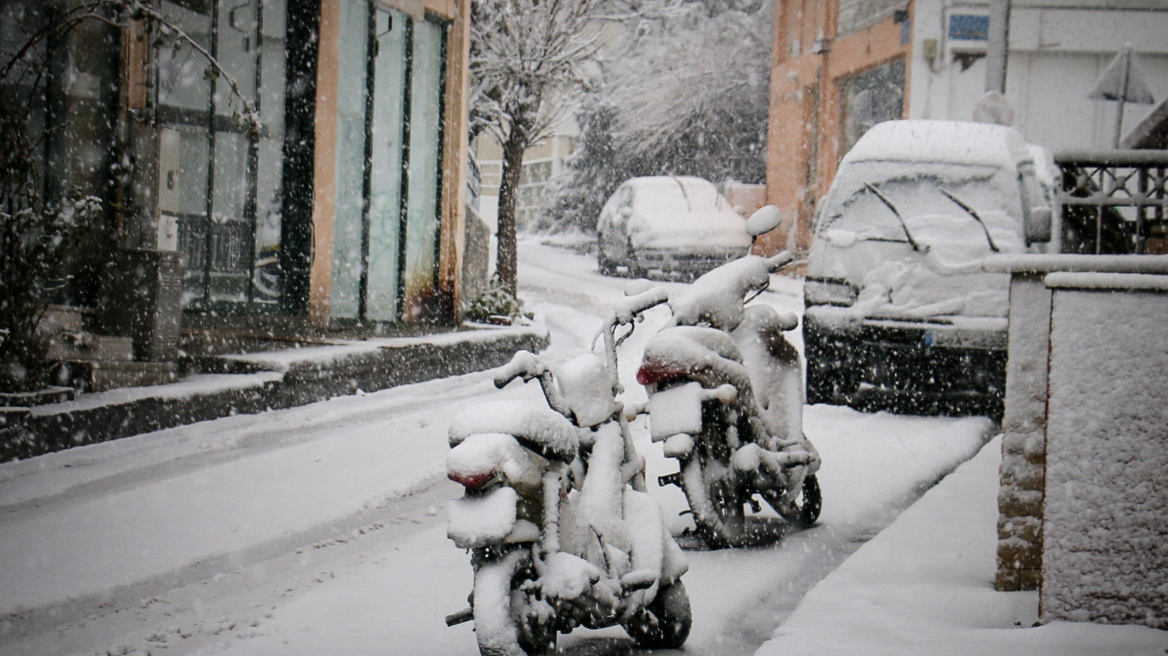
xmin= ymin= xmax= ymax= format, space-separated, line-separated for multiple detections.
xmin=492 ymin=350 xmax=546 ymax=388
xmin=614 ymin=286 xmax=669 ymax=324
xmin=764 ymin=250 xmax=796 ymax=272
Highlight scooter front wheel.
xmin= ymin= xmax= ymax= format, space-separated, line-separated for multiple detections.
xmin=768 ymin=473 xmax=822 ymax=527
xmin=621 ymin=580 xmax=692 ymax=648
xmin=680 ymin=456 xmax=749 ymax=548
xmin=472 ymin=548 xmax=556 ymax=656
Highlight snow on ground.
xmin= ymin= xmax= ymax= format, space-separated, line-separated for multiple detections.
xmin=130 ymin=405 xmax=991 ymax=656
xmin=756 ymin=436 xmax=1168 ymax=656
xmin=0 ymin=371 xmax=535 ymax=615
xmin=3 ymin=241 xmax=1160 ymax=656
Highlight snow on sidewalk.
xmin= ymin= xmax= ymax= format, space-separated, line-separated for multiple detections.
xmin=754 ymin=435 xmax=1168 ymax=656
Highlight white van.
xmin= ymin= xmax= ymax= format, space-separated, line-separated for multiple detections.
xmin=802 ymin=120 xmax=1059 ymax=418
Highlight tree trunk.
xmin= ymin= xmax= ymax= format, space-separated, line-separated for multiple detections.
xmin=496 ymin=119 xmax=529 ymax=296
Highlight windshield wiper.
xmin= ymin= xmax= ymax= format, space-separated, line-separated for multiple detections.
xmin=863 ymin=182 xmax=922 ymax=252
xmin=938 ymin=187 xmax=1000 ymax=253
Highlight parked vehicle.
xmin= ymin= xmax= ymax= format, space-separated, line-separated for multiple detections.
xmin=633 ymin=207 xmax=822 ymax=548
xmin=597 ymin=176 xmax=751 ymax=279
xmin=803 ymin=120 xmax=1060 ymax=419
xmin=445 ymin=288 xmax=691 ymax=656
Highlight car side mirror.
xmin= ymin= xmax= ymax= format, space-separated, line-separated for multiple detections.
xmin=1026 ymin=206 xmax=1052 ymax=244
xmin=746 ymin=205 xmax=783 ymax=238
xmin=619 ymin=206 xmax=633 ymax=220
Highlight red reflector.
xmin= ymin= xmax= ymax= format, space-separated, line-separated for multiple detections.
xmin=637 ymin=360 xmax=691 ymax=386
xmin=448 ymin=468 xmax=497 ymax=489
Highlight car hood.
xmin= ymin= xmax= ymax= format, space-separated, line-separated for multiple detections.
xmin=806 ymin=224 xmax=1019 ymax=320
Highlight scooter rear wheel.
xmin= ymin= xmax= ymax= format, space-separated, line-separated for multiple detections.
xmin=768 ymin=473 xmax=822 ymax=527
xmin=680 ymin=455 xmax=749 ymax=549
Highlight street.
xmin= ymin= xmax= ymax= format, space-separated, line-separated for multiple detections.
xmin=0 ymin=241 xmax=995 ymax=656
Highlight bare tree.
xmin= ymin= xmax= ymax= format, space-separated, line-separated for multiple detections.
xmin=471 ymin=0 xmax=603 ymax=295
xmin=603 ymin=1 xmax=771 ymax=171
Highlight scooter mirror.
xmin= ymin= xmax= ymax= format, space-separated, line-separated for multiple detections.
xmin=746 ymin=205 xmax=783 ymax=237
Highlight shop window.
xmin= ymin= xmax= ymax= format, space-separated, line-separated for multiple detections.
xmin=156 ymin=0 xmax=290 ymax=311
xmin=0 ymin=0 xmax=121 ymax=306
xmin=840 ymin=58 xmax=906 ymax=156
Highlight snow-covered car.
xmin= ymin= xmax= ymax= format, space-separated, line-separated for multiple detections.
xmin=803 ymin=120 xmax=1060 ymax=419
xmin=597 ymin=176 xmax=751 ymax=279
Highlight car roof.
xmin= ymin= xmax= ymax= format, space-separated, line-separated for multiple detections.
xmin=624 ymin=176 xmax=717 ymax=193
xmin=843 ymin=120 xmax=1031 ymax=169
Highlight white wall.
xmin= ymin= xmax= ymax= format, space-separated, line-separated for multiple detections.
xmin=910 ymin=1 xmax=1168 ymax=150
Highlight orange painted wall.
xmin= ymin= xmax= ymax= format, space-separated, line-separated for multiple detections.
xmin=762 ymin=0 xmax=912 ymax=257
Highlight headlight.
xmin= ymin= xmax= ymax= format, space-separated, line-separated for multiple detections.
xmin=804 ymin=278 xmax=858 ymax=307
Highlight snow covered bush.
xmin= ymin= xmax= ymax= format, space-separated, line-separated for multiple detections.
xmin=0 ymin=85 xmax=104 ymax=391
xmin=464 ymin=275 xmax=527 ymax=325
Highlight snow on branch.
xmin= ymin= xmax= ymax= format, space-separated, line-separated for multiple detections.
xmin=471 ymin=0 xmax=605 ymax=145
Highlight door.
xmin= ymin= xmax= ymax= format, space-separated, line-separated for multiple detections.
xmin=330 ymin=1 xmax=447 ymax=323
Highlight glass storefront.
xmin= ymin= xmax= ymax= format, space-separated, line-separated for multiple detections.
xmin=156 ymin=0 xmax=288 ymax=309
xmin=0 ymin=0 xmax=121 ymax=307
xmin=840 ymin=58 xmax=906 ymax=156
xmin=331 ymin=0 xmax=447 ymax=323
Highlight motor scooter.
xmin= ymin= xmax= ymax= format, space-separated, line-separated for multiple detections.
xmin=634 ymin=206 xmax=823 ymax=548
xmin=445 ymin=288 xmax=691 ymax=656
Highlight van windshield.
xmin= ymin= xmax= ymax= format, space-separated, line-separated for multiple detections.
xmin=818 ymin=161 xmax=1023 ymax=254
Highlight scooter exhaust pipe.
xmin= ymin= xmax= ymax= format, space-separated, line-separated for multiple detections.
xmin=445 ymin=607 xmax=473 ymax=627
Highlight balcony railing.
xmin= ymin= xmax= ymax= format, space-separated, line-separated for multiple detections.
xmin=1054 ymin=149 xmax=1168 ymax=255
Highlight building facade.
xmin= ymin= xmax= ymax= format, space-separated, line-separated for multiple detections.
xmin=2 ymin=0 xmax=473 ymax=352
xmin=763 ymin=0 xmax=1168 ymax=256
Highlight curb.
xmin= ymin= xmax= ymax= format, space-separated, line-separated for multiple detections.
xmin=0 ymin=325 xmax=548 ymax=462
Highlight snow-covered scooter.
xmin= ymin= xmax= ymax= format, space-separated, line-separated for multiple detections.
xmin=444 ymin=289 xmax=691 ymax=656
xmin=635 ymin=206 xmax=823 ymax=548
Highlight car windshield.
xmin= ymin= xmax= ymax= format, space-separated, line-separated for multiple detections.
xmin=634 ymin=178 xmax=729 ymax=214
xmin=817 ymin=161 xmax=1023 ymax=254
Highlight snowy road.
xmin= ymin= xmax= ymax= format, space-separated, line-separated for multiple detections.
xmin=0 ymin=241 xmax=995 ymax=656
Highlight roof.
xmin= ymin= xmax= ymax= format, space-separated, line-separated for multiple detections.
xmin=843 ymin=120 xmax=1029 ymax=168
xmin=1121 ymin=97 xmax=1168 ymax=149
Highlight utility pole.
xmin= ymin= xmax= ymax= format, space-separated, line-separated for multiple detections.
xmin=985 ymin=0 xmax=1010 ymax=93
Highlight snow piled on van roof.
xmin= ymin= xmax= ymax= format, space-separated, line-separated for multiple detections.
xmin=844 ymin=120 xmax=1025 ymax=168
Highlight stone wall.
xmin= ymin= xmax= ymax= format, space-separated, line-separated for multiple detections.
xmin=995 ymin=273 xmax=1050 ymax=591
xmin=988 ymin=254 xmax=1168 ymax=628
xmin=1040 ymin=273 xmax=1168 ymax=629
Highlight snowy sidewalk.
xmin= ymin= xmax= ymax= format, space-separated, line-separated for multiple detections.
xmin=752 ymin=436 xmax=1168 ymax=656
xmin=0 ymin=323 xmax=546 ymax=462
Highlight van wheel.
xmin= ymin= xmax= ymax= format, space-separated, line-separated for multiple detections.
xmin=598 ymin=252 xmax=617 ymax=276
xmin=806 ymin=366 xmax=856 ymax=405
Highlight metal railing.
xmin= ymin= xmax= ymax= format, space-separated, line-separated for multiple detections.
xmin=1054 ymin=149 xmax=1168 ymax=255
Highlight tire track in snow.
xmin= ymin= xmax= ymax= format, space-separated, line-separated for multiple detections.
xmin=0 ymin=372 xmax=499 ymax=523
xmin=0 ymin=477 xmax=462 ymax=654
